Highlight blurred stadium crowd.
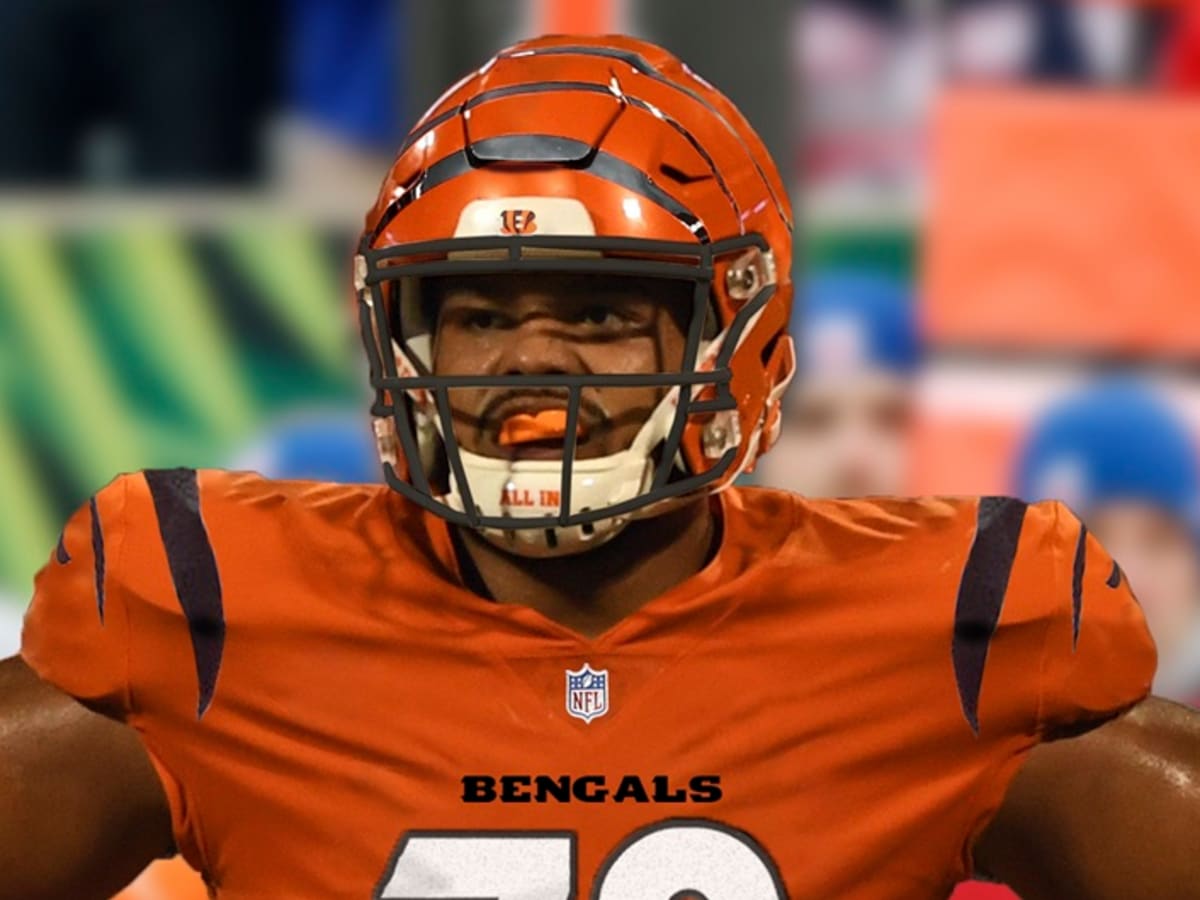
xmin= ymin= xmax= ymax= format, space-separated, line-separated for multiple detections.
xmin=1 ymin=1 xmax=1199 ymax=897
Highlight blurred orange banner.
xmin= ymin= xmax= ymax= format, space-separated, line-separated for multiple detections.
xmin=909 ymin=411 xmax=1022 ymax=498
xmin=923 ymin=88 xmax=1200 ymax=359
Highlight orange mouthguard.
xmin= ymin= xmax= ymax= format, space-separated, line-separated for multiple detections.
xmin=498 ymin=410 xmax=585 ymax=446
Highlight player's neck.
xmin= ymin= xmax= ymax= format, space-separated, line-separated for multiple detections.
xmin=454 ymin=496 xmax=718 ymax=640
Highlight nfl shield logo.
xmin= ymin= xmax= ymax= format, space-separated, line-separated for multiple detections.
xmin=565 ymin=663 xmax=609 ymax=723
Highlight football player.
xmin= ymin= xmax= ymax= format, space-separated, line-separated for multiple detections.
xmin=3 ymin=35 xmax=1199 ymax=900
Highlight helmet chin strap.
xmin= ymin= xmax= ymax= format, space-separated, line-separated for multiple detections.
xmin=447 ymin=448 xmax=656 ymax=558
xmin=431 ymin=387 xmax=684 ymax=558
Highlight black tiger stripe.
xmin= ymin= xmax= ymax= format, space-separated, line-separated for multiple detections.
xmin=393 ymin=79 xmax=743 ymax=226
xmin=1071 ymin=523 xmax=1088 ymax=649
xmin=145 ymin=468 xmax=225 ymax=718
xmin=55 ymin=532 xmax=71 ymax=565
xmin=502 ymin=44 xmax=792 ymax=229
xmin=1106 ymin=560 xmax=1122 ymax=589
xmin=953 ymin=496 xmax=1028 ymax=733
xmin=369 ymin=140 xmax=710 ymax=248
xmin=90 ymin=496 xmax=106 ymax=622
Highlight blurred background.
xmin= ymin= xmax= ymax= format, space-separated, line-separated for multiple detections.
xmin=1 ymin=1 xmax=1198 ymax=897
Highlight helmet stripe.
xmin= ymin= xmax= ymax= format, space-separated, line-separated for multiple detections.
xmin=370 ymin=142 xmax=709 ymax=246
xmin=398 ymin=80 xmax=741 ymax=224
xmin=501 ymin=44 xmax=791 ymax=230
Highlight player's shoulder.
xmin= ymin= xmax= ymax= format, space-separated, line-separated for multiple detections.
xmin=753 ymin=487 xmax=1022 ymax=552
xmin=732 ymin=487 xmax=1079 ymax=586
xmin=799 ymin=492 xmax=976 ymax=537
xmin=774 ymin=487 xmax=1069 ymax=549
xmin=116 ymin=466 xmax=386 ymax=511
xmin=98 ymin=467 xmax=419 ymax=593
xmin=60 ymin=469 xmax=428 ymax=716
xmin=108 ymin=466 xmax=400 ymax=536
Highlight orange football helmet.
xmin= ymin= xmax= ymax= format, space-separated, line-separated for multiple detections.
xmin=355 ymin=34 xmax=795 ymax=555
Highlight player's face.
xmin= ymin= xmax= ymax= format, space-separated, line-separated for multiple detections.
xmin=427 ymin=274 xmax=690 ymax=461
xmin=761 ymin=372 xmax=913 ymax=497
xmin=1087 ymin=502 xmax=1200 ymax=662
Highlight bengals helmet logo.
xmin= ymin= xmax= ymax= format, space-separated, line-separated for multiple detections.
xmin=499 ymin=209 xmax=538 ymax=235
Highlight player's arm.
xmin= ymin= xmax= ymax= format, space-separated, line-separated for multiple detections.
xmin=6 ymin=476 xmax=184 ymax=898
xmin=977 ymin=695 xmax=1200 ymax=900
xmin=0 ymin=655 xmax=173 ymax=900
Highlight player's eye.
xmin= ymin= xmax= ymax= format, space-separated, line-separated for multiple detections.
xmin=466 ymin=310 xmax=499 ymax=330
xmin=453 ymin=307 xmax=511 ymax=331
xmin=569 ymin=300 xmax=643 ymax=333
xmin=579 ymin=304 xmax=619 ymax=326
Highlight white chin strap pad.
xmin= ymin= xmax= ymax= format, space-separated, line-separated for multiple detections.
xmin=446 ymin=448 xmax=656 ymax=557
xmin=435 ymin=385 xmax=680 ymax=558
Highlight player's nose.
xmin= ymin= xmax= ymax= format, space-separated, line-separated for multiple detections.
xmin=499 ymin=317 xmax=583 ymax=376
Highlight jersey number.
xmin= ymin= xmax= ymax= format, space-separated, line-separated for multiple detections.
xmin=376 ymin=818 xmax=785 ymax=898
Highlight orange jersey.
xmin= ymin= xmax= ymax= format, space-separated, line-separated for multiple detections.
xmin=21 ymin=470 xmax=1155 ymax=899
